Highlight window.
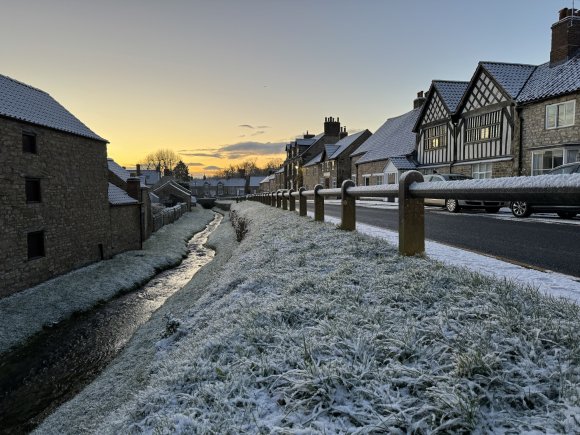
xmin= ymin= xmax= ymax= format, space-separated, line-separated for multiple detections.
xmin=472 ymin=163 xmax=492 ymax=179
xmin=27 ymin=231 xmax=45 ymax=259
xmin=466 ymin=110 xmax=501 ymax=143
xmin=364 ymin=176 xmax=370 ymax=186
xmin=387 ymin=173 xmax=397 ymax=184
xmin=566 ymin=149 xmax=580 ymax=163
xmin=546 ymin=100 xmax=575 ymax=129
xmin=22 ymin=132 xmax=37 ymax=153
xmin=25 ymin=178 xmax=41 ymax=202
xmin=375 ymin=175 xmax=384 ymax=185
xmin=332 ymin=178 xmax=337 ymax=188
xmin=532 ymin=149 xmax=564 ymax=175
xmin=424 ymin=124 xmax=447 ymax=150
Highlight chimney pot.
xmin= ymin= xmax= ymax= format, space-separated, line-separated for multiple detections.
xmin=551 ymin=8 xmax=580 ymax=65
xmin=560 ymin=8 xmax=569 ymax=20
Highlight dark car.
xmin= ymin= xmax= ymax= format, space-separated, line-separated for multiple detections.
xmin=510 ymin=162 xmax=580 ymax=219
xmin=424 ymin=174 xmax=509 ymax=213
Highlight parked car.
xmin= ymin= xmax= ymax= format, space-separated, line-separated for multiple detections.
xmin=510 ymin=162 xmax=580 ymax=219
xmin=423 ymin=174 xmax=509 ymax=213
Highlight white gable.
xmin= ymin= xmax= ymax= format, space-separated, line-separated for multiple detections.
xmin=462 ymin=71 xmax=508 ymax=113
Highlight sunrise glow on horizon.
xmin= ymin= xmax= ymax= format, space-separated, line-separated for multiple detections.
xmin=0 ymin=0 xmax=570 ymax=176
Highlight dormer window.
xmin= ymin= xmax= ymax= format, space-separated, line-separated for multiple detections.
xmin=466 ymin=110 xmax=501 ymax=143
xmin=22 ymin=132 xmax=37 ymax=153
xmin=424 ymin=124 xmax=447 ymax=150
xmin=546 ymin=100 xmax=575 ymax=129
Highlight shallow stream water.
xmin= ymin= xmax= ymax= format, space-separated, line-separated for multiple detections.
xmin=0 ymin=213 xmax=222 ymax=434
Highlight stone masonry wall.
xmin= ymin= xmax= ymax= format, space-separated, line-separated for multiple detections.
xmin=0 ymin=117 xmax=110 ymax=297
xmin=520 ymin=93 xmax=580 ymax=175
xmin=356 ymin=160 xmax=386 ymax=185
xmin=110 ymin=205 xmax=141 ymax=254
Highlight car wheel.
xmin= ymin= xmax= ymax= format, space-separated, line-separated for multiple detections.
xmin=511 ymin=201 xmax=532 ymax=218
xmin=557 ymin=211 xmax=577 ymax=219
xmin=485 ymin=207 xmax=500 ymax=213
xmin=445 ymin=199 xmax=460 ymax=213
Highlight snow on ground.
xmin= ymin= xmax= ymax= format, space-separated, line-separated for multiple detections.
xmin=312 ymin=212 xmax=580 ymax=304
xmin=41 ymin=202 xmax=580 ymax=434
xmin=0 ymin=208 xmax=215 ymax=355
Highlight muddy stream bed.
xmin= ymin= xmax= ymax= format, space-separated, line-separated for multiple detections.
xmin=0 ymin=213 xmax=222 ymax=434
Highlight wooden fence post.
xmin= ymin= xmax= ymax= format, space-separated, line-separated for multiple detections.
xmin=299 ymin=187 xmax=307 ymax=216
xmin=271 ymin=192 xmax=276 ymax=206
xmin=340 ymin=180 xmax=356 ymax=231
xmin=399 ymin=171 xmax=424 ymax=256
xmin=282 ymin=191 xmax=288 ymax=210
xmin=289 ymin=188 xmax=296 ymax=211
xmin=276 ymin=191 xmax=282 ymax=208
xmin=314 ymin=184 xmax=324 ymax=222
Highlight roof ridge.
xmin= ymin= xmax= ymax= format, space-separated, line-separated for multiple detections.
xmin=480 ymin=60 xmax=537 ymax=68
xmin=0 ymin=73 xmax=49 ymax=95
xmin=432 ymin=80 xmax=469 ymax=84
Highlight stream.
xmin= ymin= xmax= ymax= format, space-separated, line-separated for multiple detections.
xmin=0 ymin=213 xmax=222 ymax=434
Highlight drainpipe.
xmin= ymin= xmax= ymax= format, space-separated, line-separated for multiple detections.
xmin=517 ymin=107 xmax=524 ymax=176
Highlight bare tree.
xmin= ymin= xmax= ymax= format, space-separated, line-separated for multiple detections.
xmin=264 ymin=157 xmax=284 ymax=173
xmin=141 ymin=149 xmax=180 ymax=174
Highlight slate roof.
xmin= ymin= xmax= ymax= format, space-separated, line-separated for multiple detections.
xmin=0 ymin=74 xmax=106 ymax=142
xmin=108 ymin=183 xmax=138 ymax=205
xmin=107 ymin=159 xmax=147 ymax=187
xmin=480 ymin=62 xmax=536 ymax=99
xmin=432 ymin=81 xmax=469 ymax=113
xmin=355 ymin=107 xmax=420 ymax=164
xmin=324 ymin=144 xmax=340 ymax=159
xmin=153 ymin=180 xmax=191 ymax=196
xmin=327 ymin=130 xmax=370 ymax=160
xmin=388 ymin=156 xmax=417 ymax=170
xmin=517 ymin=57 xmax=580 ymax=104
xmin=249 ymin=176 xmax=263 ymax=187
xmin=275 ymin=167 xmax=284 ymax=174
xmin=304 ymin=152 xmax=323 ymax=167
xmin=296 ymin=133 xmax=324 ymax=147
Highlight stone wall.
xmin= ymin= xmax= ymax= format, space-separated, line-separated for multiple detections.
xmin=110 ymin=204 xmax=141 ymax=254
xmin=0 ymin=117 xmax=110 ymax=297
xmin=356 ymin=160 xmax=387 ymax=185
xmin=302 ymin=165 xmax=320 ymax=190
xmin=520 ymin=93 xmax=580 ymax=175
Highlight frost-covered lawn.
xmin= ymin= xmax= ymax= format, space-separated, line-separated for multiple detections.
xmin=50 ymin=201 xmax=580 ymax=434
xmin=0 ymin=208 xmax=214 ymax=355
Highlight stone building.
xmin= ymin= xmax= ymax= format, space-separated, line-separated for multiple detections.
xmin=283 ymin=117 xmax=347 ymax=189
xmin=302 ymin=152 xmax=324 ymax=189
xmin=0 ymin=74 xmax=111 ymax=297
xmin=108 ymin=182 xmax=142 ymax=253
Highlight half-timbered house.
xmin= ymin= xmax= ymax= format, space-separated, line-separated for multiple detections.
xmin=414 ymin=81 xmax=468 ymax=172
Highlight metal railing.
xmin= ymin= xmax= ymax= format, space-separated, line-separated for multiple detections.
xmin=250 ymin=170 xmax=580 ymax=256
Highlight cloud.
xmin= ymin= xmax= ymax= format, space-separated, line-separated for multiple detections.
xmin=186 ymin=162 xmax=204 ymax=167
xmin=257 ymin=125 xmax=270 ymax=129
xmin=238 ymin=124 xmax=254 ymax=129
xmin=219 ymin=141 xmax=286 ymax=157
xmin=251 ymin=131 xmax=265 ymax=136
xmin=203 ymin=165 xmax=221 ymax=171
xmin=180 ymin=152 xmax=223 ymax=159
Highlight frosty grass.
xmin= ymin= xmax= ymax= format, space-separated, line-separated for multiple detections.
xmin=90 ymin=202 xmax=580 ymax=434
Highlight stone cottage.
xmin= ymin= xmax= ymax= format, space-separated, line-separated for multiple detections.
xmin=0 ymin=74 xmax=111 ymax=297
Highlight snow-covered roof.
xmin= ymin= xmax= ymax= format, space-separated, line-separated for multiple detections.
xmin=328 ymin=130 xmax=371 ymax=160
xmin=149 ymin=192 xmax=160 ymax=203
xmin=275 ymin=167 xmax=284 ymax=174
xmin=108 ymin=159 xmax=147 ymax=188
xmin=355 ymin=108 xmax=420 ymax=164
xmin=517 ymin=56 xmax=580 ymax=104
xmin=480 ymin=62 xmax=537 ymax=99
xmin=324 ymin=144 xmax=340 ymax=159
xmin=108 ymin=183 xmax=138 ymax=205
xmin=249 ymin=176 xmax=263 ymax=187
xmin=295 ymin=133 xmax=324 ymax=147
xmin=0 ymin=74 xmax=106 ymax=142
xmin=432 ymin=81 xmax=469 ymax=113
xmin=304 ymin=152 xmax=324 ymax=167
xmin=153 ymin=180 xmax=191 ymax=196
xmin=388 ymin=156 xmax=417 ymax=170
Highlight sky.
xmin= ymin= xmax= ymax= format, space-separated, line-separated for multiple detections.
xmin=0 ymin=0 xmax=573 ymax=177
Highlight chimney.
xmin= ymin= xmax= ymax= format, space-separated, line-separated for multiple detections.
xmin=303 ymin=130 xmax=315 ymax=139
xmin=136 ymin=164 xmax=141 ymax=176
xmin=413 ymin=91 xmax=426 ymax=109
xmin=339 ymin=126 xmax=348 ymax=139
xmin=324 ymin=116 xmax=341 ymax=138
xmin=126 ymin=175 xmax=141 ymax=201
xmin=550 ymin=8 xmax=580 ymax=66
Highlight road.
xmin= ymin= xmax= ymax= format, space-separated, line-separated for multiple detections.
xmin=306 ymin=202 xmax=580 ymax=278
